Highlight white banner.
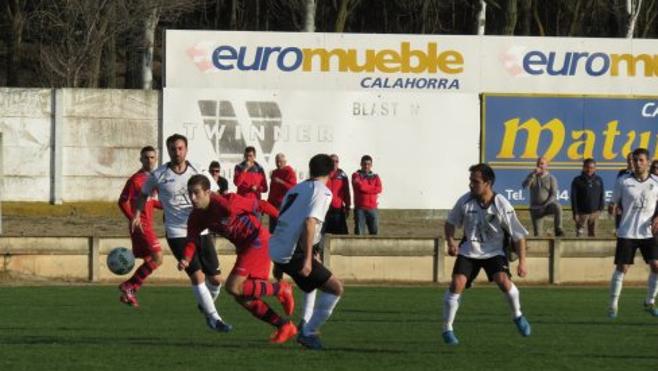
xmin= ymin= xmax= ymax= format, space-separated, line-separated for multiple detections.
xmin=163 ymin=88 xmax=480 ymax=209
xmin=166 ymin=30 xmax=658 ymax=95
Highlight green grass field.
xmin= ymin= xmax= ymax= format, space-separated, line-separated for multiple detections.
xmin=0 ymin=286 xmax=656 ymax=370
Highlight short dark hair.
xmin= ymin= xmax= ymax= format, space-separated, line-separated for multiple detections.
xmin=187 ymin=174 xmax=210 ymax=191
xmin=360 ymin=155 xmax=372 ymax=163
xmin=309 ymin=154 xmax=333 ymax=178
xmin=209 ymin=161 xmax=220 ymax=169
xmin=166 ymin=133 xmax=188 ymax=148
xmin=469 ymin=163 xmax=496 ymax=185
xmin=244 ymin=146 xmax=256 ymax=155
xmin=632 ymin=147 xmax=650 ymax=159
xmin=140 ymin=146 xmax=156 ymax=156
xmin=583 ymin=158 xmax=596 ymax=166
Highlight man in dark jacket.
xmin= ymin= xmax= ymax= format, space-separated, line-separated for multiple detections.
xmin=570 ymin=158 xmax=605 ymax=237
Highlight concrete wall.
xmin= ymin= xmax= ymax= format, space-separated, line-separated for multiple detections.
xmin=0 ymin=88 xmax=159 ymax=202
xmin=0 ymin=235 xmax=648 ymax=285
xmin=0 ymin=88 xmax=52 ymax=201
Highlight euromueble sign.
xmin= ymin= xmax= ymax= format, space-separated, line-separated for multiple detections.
xmin=482 ymin=94 xmax=658 ymax=206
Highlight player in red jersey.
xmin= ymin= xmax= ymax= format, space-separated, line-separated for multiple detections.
xmin=117 ymin=146 xmax=162 ymax=307
xmin=178 ymin=174 xmax=297 ymax=343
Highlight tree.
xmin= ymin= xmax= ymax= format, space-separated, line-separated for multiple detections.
xmin=4 ymin=0 xmax=31 ymax=86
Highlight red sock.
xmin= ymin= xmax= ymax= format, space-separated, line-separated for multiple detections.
xmin=128 ymin=259 xmax=158 ymax=290
xmin=242 ymin=279 xmax=280 ymax=299
xmin=246 ymin=299 xmax=285 ymax=327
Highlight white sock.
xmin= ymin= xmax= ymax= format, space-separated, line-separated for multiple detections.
xmin=206 ymin=278 xmax=221 ymax=302
xmin=646 ymin=272 xmax=658 ymax=305
xmin=192 ymin=283 xmax=221 ymax=321
xmin=504 ymin=283 xmax=523 ymax=319
xmin=303 ymin=292 xmax=340 ymax=336
xmin=302 ymin=290 xmax=317 ymax=323
xmin=442 ymin=290 xmax=461 ymax=332
xmin=609 ymin=270 xmax=625 ymax=310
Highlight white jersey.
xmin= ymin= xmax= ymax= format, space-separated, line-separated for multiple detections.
xmin=612 ymin=174 xmax=658 ymax=239
xmin=269 ymin=179 xmax=333 ymax=264
xmin=447 ymin=193 xmax=528 ymax=259
xmin=141 ymin=161 xmax=217 ymax=238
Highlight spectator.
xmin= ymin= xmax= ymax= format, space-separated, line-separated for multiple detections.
xmin=267 ymin=153 xmax=297 ymax=233
xmin=209 ymin=161 xmax=229 ymax=195
xmin=522 ymin=157 xmax=565 ymax=237
xmin=352 ymin=155 xmax=382 ymax=235
xmin=570 ymin=158 xmax=605 ymax=237
xmin=324 ymin=154 xmax=351 ymax=235
xmin=234 ymin=146 xmax=268 ymax=200
xmin=617 ymin=152 xmax=634 ymax=178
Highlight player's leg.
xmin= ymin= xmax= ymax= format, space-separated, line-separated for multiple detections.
xmin=640 ymin=239 xmax=658 ymax=316
xmin=609 ymin=238 xmax=634 ymax=318
xmin=168 ymin=237 xmax=231 ymax=332
xmin=489 ymin=256 xmax=530 ymax=337
xmin=299 ymin=247 xmax=324 ymax=328
xmin=200 ymin=234 xmax=223 ymax=301
xmin=442 ymin=255 xmax=475 ymax=345
xmin=119 ymin=233 xmax=162 ymax=307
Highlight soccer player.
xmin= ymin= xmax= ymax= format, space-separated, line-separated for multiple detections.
xmin=179 ymin=175 xmax=297 ymax=343
xmin=131 ymin=133 xmax=231 ymax=332
xmin=442 ymin=163 xmax=531 ymax=345
xmin=117 ymin=146 xmax=162 ymax=307
xmin=607 ymin=147 xmax=658 ymax=318
xmin=269 ymin=154 xmax=344 ymax=350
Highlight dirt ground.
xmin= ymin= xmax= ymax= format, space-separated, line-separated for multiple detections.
xmin=2 ymin=201 xmax=618 ymax=238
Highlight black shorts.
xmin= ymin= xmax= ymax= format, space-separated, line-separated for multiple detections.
xmin=615 ymin=238 xmax=658 ymax=265
xmin=452 ymin=255 xmax=511 ymax=289
xmin=167 ymin=235 xmax=221 ymax=276
xmin=274 ymin=253 xmax=332 ymax=293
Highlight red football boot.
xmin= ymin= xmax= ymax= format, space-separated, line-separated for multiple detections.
xmin=277 ymin=282 xmax=295 ymax=316
xmin=270 ymin=321 xmax=298 ymax=344
xmin=119 ymin=282 xmax=139 ymax=308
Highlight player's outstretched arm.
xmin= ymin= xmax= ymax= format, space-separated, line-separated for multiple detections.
xmin=515 ymin=239 xmax=528 ymax=278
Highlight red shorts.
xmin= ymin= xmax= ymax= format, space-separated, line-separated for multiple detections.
xmin=130 ymin=229 xmax=161 ymax=258
xmin=230 ymin=237 xmax=271 ymax=280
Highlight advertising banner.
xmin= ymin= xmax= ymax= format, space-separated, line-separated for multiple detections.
xmin=163 ymin=88 xmax=480 ymax=209
xmin=482 ymin=94 xmax=658 ymax=206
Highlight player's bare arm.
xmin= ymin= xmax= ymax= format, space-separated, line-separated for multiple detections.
xmin=515 ymin=239 xmax=528 ymax=277
xmin=300 ymin=217 xmax=317 ymax=277
xmin=177 ymin=258 xmax=190 ymax=271
xmin=444 ymin=222 xmax=459 ymax=257
xmin=130 ymin=193 xmax=148 ymax=233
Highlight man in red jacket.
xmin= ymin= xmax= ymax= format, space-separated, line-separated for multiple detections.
xmin=324 ymin=154 xmax=351 ymax=235
xmin=234 ymin=146 xmax=268 ymax=200
xmin=117 ymin=146 xmax=162 ymax=307
xmin=352 ymin=155 xmax=382 ymax=235
xmin=267 ymin=153 xmax=297 ymax=233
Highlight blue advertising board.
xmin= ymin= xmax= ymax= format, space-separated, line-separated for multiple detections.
xmin=482 ymin=94 xmax=658 ymax=207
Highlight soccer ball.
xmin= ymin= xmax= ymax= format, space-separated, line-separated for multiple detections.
xmin=107 ymin=247 xmax=135 ymax=275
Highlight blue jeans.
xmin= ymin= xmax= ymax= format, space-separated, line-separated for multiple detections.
xmin=354 ymin=208 xmax=378 ymax=235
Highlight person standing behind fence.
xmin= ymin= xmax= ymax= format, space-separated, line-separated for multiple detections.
xmin=522 ymin=157 xmax=565 ymax=237
xmin=209 ymin=161 xmax=229 ymax=195
xmin=234 ymin=146 xmax=268 ymax=201
xmin=268 ymin=153 xmax=297 ymax=233
xmin=607 ymin=147 xmax=658 ymax=319
xmin=352 ymin=155 xmax=382 ymax=235
xmin=570 ymin=158 xmax=605 ymax=237
xmin=324 ymin=154 xmax=351 ymax=235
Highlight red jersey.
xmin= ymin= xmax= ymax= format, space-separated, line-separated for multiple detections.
xmin=352 ymin=170 xmax=382 ymax=209
xmin=267 ymin=165 xmax=297 ymax=208
xmin=327 ymin=168 xmax=351 ymax=209
xmin=234 ymin=161 xmax=268 ymax=200
xmin=184 ymin=193 xmax=278 ymax=260
xmin=118 ymin=169 xmax=161 ymax=234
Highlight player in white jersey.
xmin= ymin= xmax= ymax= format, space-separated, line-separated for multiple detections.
xmin=607 ymin=148 xmax=658 ymax=319
xmin=442 ymin=163 xmax=531 ymax=345
xmin=269 ymin=154 xmax=344 ymax=350
xmin=131 ymin=133 xmax=231 ymax=332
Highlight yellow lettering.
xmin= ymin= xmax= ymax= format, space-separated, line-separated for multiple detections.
xmin=400 ymin=42 xmax=427 ymax=73
xmin=567 ymin=130 xmax=596 ymax=159
xmin=302 ymin=48 xmax=352 ymax=72
xmin=602 ymin=121 xmax=621 ymax=160
xmin=621 ymin=131 xmax=652 ymax=155
xmin=496 ymin=118 xmax=565 ymax=161
xmin=610 ymin=53 xmax=655 ymax=77
xmin=375 ymin=49 xmax=401 ymax=73
xmin=438 ymin=51 xmax=464 ymax=74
